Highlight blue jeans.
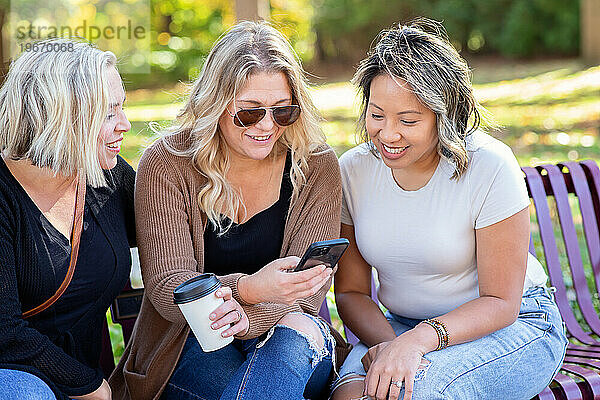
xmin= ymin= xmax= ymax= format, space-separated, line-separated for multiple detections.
xmin=0 ymin=369 xmax=56 ymax=400
xmin=162 ymin=313 xmax=335 ymax=400
xmin=335 ymin=286 xmax=568 ymax=400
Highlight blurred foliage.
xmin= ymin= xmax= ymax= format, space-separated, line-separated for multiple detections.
xmin=123 ymin=0 xmax=234 ymax=87
xmin=6 ymin=0 xmax=150 ymax=74
xmin=271 ymin=0 xmax=315 ymax=61
xmin=125 ymin=0 xmax=314 ymax=88
xmin=0 ymin=0 xmax=585 ymax=87
xmin=312 ymin=0 xmax=580 ymax=62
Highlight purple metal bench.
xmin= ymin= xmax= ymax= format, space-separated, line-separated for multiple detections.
xmin=101 ymin=160 xmax=600 ymax=399
xmin=523 ymin=161 xmax=600 ymax=400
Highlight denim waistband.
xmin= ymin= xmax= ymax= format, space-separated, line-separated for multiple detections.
xmin=387 ymin=286 xmax=557 ymax=327
xmin=523 ymin=285 xmax=556 ymax=300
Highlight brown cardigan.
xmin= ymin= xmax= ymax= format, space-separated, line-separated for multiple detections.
xmin=109 ymin=132 xmax=343 ymax=399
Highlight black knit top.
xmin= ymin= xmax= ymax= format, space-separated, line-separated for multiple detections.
xmin=0 ymin=156 xmax=135 ymax=398
xmin=203 ymin=153 xmax=292 ymax=275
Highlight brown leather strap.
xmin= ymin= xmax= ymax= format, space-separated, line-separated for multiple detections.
xmin=23 ymin=174 xmax=86 ymax=319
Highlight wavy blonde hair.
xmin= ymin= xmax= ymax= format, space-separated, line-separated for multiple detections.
xmin=0 ymin=38 xmax=117 ymax=187
xmin=353 ymin=18 xmax=483 ymax=179
xmin=162 ymin=21 xmax=326 ymax=233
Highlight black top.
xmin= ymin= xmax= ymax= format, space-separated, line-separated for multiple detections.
xmin=0 ymin=156 xmax=135 ymax=399
xmin=30 ymin=201 xmax=117 ymax=333
xmin=203 ymin=154 xmax=292 ymax=275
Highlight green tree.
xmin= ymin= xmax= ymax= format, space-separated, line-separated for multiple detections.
xmin=311 ymin=0 xmax=580 ymax=62
xmin=127 ymin=0 xmax=315 ymax=87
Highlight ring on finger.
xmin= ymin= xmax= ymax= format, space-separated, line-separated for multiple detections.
xmin=234 ymin=310 xmax=242 ymax=322
xmin=390 ymin=379 xmax=403 ymax=389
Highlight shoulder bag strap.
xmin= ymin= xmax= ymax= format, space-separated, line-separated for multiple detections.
xmin=23 ymin=174 xmax=86 ymax=319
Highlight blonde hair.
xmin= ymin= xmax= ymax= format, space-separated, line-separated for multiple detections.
xmin=162 ymin=21 xmax=326 ymax=233
xmin=0 ymin=38 xmax=117 ymax=187
xmin=353 ymin=18 xmax=483 ymax=179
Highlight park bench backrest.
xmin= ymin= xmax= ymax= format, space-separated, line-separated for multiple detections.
xmin=100 ymin=281 xmax=141 ymax=375
xmin=520 ymin=161 xmax=600 ymax=399
xmin=523 ymin=161 xmax=600 ymax=345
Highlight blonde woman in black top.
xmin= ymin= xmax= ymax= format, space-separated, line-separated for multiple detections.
xmin=0 ymin=39 xmax=135 ymax=400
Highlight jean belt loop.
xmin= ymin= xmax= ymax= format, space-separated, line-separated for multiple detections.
xmin=544 ymin=286 xmax=557 ymax=300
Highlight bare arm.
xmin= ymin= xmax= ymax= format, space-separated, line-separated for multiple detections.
xmin=335 ymin=223 xmax=397 ymax=347
xmin=407 ymin=208 xmax=530 ymax=352
xmin=363 ymin=208 xmax=530 ymax=400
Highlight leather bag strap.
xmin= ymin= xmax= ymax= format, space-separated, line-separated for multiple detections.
xmin=23 ymin=174 xmax=86 ymax=319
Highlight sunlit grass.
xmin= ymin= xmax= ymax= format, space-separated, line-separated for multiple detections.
xmin=486 ymin=100 xmax=599 ymax=132
xmin=107 ymin=310 xmax=125 ymax=365
xmin=121 ymin=59 xmax=599 ymax=170
xmin=475 ymin=66 xmax=600 ymax=103
xmin=469 ymin=58 xmax=587 ymax=85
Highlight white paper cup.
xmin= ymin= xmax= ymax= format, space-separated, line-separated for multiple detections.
xmin=173 ymin=274 xmax=234 ymax=352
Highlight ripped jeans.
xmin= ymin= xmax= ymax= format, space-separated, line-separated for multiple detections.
xmin=334 ymin=286 xmax=568 ymax=399
xmin=162 ymin=313 xmax=335 ymax=400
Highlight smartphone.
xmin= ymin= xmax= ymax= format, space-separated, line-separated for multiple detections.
xmin=293 ymin=239 xmax=350 ymax=272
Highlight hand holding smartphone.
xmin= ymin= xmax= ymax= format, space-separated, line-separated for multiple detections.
xmin=292 ymin=239 xmax=350 ymax=272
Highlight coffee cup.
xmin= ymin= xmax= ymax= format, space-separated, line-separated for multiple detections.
xmin=173 ymin=273 xmax=234 ymax=352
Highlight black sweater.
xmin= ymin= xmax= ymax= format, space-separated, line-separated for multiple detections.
xmin=0 ymin=156 xmax=135 ymax=398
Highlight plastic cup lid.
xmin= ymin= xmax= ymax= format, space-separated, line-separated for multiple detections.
xmin=173 ymin=273 xmax=221 ymax=304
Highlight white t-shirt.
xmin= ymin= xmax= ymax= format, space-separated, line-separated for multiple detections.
xmin=340 ymin=131 xmax=548 ymax=319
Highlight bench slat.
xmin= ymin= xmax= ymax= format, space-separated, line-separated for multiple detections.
xmin=560 ymin=364 xmax=600 ymax=399
xmin=533 ymin=386 xmax=560 ymax=400
xmin=564 ymin=355 xmax=600 ymax=369
xmin=523 ymin=167 xmax=593 ymax=344
xmin=563 ymin=162 xmax=600 ymax=289
xmin=551 ymin=371 xmax=585 ymax=399
xmin=580 ymin=161 xmax=600 ymax=283
xmin=545 ymin=164 xmax=600 ymax=337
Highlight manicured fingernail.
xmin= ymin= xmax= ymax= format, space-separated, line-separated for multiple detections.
xmin=216 ymin=290 xmax=222 ymax=296
xmin=211 ymin=323 xmax=217 ymax=329
xmin=222 ymin=332 xmax=229 ymax=337
xmin=210 ymin=313 xmax=216 ymax=319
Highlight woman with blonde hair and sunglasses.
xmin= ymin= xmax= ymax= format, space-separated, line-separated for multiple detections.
xmin=109 ymin=21 xmax=343 ymax=400
xmin=0 ymin=39 xmax=134 ymax=400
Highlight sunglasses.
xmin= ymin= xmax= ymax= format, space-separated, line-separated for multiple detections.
xmin=227 ymin=105 xmax=301 ymax=128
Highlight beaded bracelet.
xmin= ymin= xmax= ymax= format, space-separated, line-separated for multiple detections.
xmin=422 ymin=320 xmax=447 ymax=350
xmin=433 ymin=319 xmax=448 ymax=349
xmin=422 ymin=320 xmax=444 ymax=350
xmin=422 ymin=318 xmax=449 ymax=351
